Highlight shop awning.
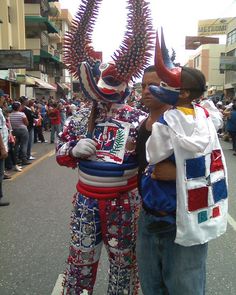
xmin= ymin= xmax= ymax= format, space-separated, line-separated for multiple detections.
xmin=57 ymin=82 xmax=70 ymax=91
xmin=25 ymin=16 xmax=59 ymax=34
xmin=16 ymin=75 xmax=35 ymax=85
xmin=32 ymin=77 xmax=56 ymax=90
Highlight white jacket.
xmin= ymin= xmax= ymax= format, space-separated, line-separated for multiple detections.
xmin=146 ymin=105 xmax=228 ymax=246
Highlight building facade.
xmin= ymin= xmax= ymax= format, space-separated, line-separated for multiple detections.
xmin=0 ymin=0 xmax=26 ymax=98
xmin=0 ymin=0 xmax=73 ymax=100
xmin=222 ymin=17 xmax=236 ymax=99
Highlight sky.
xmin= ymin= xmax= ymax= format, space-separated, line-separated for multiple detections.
xmin=58 ymin=0 xmax=236 ymax=68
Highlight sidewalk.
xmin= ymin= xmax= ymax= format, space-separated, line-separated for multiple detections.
xmin=5 ymin=131 xmax=56 ymax=178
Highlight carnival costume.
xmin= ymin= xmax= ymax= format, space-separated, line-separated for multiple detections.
xmin=56 ymin=1 xmax=154 ymax=294
xmin=143 ymin=28 xmax=228 ymax=246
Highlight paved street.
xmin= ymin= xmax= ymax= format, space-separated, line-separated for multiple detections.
xmin=0 ymin=135 xmax=236 ymax=295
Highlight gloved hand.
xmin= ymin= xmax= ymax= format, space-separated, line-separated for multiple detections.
xmin=71 ymin=138 xmax=97 ymax=158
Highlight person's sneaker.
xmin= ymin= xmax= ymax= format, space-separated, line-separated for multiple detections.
xmin=3 ymin=173 xmax=12 ymax=180
xmin=21 ymin=160 xmax=31 ymax=166
xmin=0 ymin=198 xmax=10 ymax=206
xmin=42 ymin=140 xmax=48 ymax=143
xmin=28 ymin=156 xmax=36 ymax=160
xmin=13 ymin=165 xmax=22 ymax=172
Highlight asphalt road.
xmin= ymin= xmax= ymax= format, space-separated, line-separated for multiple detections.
xmin=0 ymin=136 xmax=236 ymax=295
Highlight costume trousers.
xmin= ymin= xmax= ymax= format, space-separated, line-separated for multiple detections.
xmin=137 ymin=209 xmax=208 ymax=295
xmin=62 ymin=189 xmax=141 ymax=295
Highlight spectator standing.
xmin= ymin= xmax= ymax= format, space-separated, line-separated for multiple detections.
xmin=9 ymin=102 xmax=30 ymax=166
xmin=4 ymin=109 xmax=22 ymax=172
xmin=48 ymin=102 xmax=61 ymax=144
xmin=34 ymin=104 xmax=47 ymax=143
xmin=19 ymin=96 xmax=37 ymax=160
xmin=58 ymin=100 xmax=67 ymax=131
xmin=224 ymin=98 xmax=236 ymax=155
xmin=40 ymin=100 xmax=49 ymax=131
xmin=0 ymin=89 xmax=10 ymax=206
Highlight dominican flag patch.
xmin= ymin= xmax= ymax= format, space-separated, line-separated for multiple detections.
xmin=185 ymin=150 xmax=227 ymax=223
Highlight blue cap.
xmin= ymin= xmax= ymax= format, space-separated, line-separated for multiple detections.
xmin=0 ymin=89 xmax=5 ymax=97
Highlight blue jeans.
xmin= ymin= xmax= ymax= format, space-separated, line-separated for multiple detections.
xmin=136 ymin=208 xmax=208 ymax=295
xmin=50 ymin=124 xmax=60 ymax=143
xmin=27 ymin=128 xmax=34 ymax=158
xmin=13 ymin=128 xmax=29 ymax=162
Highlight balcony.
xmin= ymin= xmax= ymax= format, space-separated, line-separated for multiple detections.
xmin=25 ymin=16 xmax=59 ymax=34
xmin=41 ymin=46 xmax=60 ymax=63
xmin=26 ymin=37 xmax=61 ymax=64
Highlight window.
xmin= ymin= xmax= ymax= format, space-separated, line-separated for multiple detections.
xmin=8 ymin=6 xmax=11 ymax=23
xmin=227 ymin=29 xmax=236 ymax=45
xmin=194 ymin=55 xmax=200 ymax=68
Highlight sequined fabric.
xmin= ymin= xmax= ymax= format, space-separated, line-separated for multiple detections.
xmin=62 ymin=190 xmax=141 ymax=295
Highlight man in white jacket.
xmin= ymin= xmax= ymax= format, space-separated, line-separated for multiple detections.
xmin=137 ymin=29 xmax=228 ymax=295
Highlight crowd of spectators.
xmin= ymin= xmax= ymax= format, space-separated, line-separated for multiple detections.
xmin=1 ymin=94 xmax=83 ymax=179
xmin=215 ymin=97 xmax=236 ymax=155
xmin=1 ymin=91 xmax=236 ymax=181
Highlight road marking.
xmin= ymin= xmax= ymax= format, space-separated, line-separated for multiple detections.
xmin=9 ymin=150 xmax=55 ymax=181
xmin=51 ymin=274 xmax=64 ymax=295
xmin=227 ymin=213 xmax=236 ymax=231
xmin=50 ymin=216 xmax=236 ymax=294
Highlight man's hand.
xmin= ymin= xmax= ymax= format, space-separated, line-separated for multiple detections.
xmin=151 ymin=160 xmax=176 ymax=181
xmin=71 ymin=138 xmax=97 ymax=158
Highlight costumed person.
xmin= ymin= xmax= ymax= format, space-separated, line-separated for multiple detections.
xmin=56 ymin=0 xmax=154 ymax=294
xmin=137 ymin=28 xmax=228 ymax=295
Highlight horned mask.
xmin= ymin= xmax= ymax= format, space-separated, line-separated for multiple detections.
xmin=63 ymin=0 xmax=154 ymax=104
xmin=149 ymin=28 xmax=206 ymax=106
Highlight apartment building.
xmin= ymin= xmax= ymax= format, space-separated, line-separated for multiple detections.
xmin=186 ymin=17 xmax=236 ymax=100
xmin=24 ymin=0 xmax=63 ymax=99
xmin=0 ymin=0 xmax=26 ymax=98
xmin=222 ymin=17 xmax=236 ymax=99
xmin=0 ymin=0 xmax=73 ymax=100
xmin=187 ymin=44 xmax=226 ymax=98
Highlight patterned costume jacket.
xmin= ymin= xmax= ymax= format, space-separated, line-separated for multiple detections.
xmin=56 ymin=103 xmax=147 ymax=198
xmin=56 ymin=102 xmax=147 ymax=294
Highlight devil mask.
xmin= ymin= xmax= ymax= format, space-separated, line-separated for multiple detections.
xmin=63 ymin=0 xmax=154 ymax=104
xmin=149 ymin=28 xmax=206 ymax=106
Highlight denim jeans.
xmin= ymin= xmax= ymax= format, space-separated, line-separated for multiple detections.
xmin=136 ymin=208 xmax=208 ymax=295
xmin=13 ymin=128 xmax=29 ymax=162
xmin=50 ymin=124 xmax=60 ymax=143
xmin=27 ymin=128 xmax=34 ymax=158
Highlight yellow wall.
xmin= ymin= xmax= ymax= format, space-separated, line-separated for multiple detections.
xmin=0 ymin=0 xmax=25 ymax=50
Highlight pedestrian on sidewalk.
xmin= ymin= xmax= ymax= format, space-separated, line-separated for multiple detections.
xmin=224 ymin=98 xmax=236 ymax=156
xmin=48 ymin=102 xmax=61 ymax=144
xmin=9 ymin=101 xmax=31 ymax=166
xmin=19 ymin=96 xmax=37 ymax=160
xmin=0 ymin=89 xmax=10 ymax=206
xmin=34 ymin=104 xmax=47 ymax=143
xmin=4 ymin=109 xmax=22 ymax=172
